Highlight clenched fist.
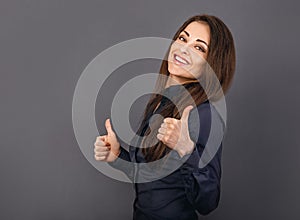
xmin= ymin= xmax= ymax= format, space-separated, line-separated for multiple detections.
xmin=94 ymin=118 xmax=120 ymax=162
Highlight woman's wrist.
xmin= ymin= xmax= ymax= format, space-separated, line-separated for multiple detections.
xmin=113 ymin=148 xmax=121 ymax=160
xmin=177 ymin=141 xmax=195 ymax=158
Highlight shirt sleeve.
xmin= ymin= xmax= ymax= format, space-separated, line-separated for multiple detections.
xmin=107 ymin=146 xmax=135 ymax=182
xmin=179 ymin=102 xmax=225 ymax=215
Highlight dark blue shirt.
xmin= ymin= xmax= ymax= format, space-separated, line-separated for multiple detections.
xmin=108 ymin=84 xmax=224 ymax=220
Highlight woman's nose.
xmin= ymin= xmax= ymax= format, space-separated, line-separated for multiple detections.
xmin=180 ymin=44 xmax=190 ymax=55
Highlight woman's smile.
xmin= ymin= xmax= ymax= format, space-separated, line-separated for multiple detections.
xmin=173 ymin=53 xmax=190 ymax=66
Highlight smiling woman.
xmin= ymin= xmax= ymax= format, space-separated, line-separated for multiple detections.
xmin=94 ymin=14 xmax=236 ymax=220
xmin=167 ymin=21 xmax=210 ymax=85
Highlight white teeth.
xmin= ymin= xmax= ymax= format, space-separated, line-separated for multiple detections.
xmin=175 ymin=55 xmax=188 ymax=64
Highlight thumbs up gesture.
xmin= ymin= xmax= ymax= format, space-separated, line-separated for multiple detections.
xmin=157 ymin=105 xmax=195 ymax=158
xmin=94 ymin=118 xmax=121 ymax=162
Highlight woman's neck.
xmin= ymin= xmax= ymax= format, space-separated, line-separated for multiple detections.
xmin=165 ymin=75 xmax=197 ymax=89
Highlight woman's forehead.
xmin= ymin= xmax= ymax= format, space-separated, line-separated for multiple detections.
xmin=182 ymin=21 xmax=210 ymax=45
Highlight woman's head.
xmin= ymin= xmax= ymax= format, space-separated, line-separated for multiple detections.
xmin=167 ymin=20 xmax=210 ymax=83
xmin=140 ymin=15 xmax=236 ymax=162
xmin=162 ymin=14 xmax=236 ymax=96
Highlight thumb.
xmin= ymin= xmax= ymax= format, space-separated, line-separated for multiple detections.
xmin=105 ymin=118 xmax=115 ymax=136
xmin=181 ymin=105 xmax=193 ymax=123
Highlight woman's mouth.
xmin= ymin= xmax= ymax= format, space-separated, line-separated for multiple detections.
xmin=173 ymin=54 xmax=190 ymax=66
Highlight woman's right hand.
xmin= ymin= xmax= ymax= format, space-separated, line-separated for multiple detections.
xmin=94 ymin=118 xmax=120 ymax=162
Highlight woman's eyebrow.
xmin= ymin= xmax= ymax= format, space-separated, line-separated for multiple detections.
xmin=183 ymin=30 xmax=209 ymax=48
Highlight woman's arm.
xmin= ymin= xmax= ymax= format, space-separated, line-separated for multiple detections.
xmin=179 ymin=102 xmax=224 ymax=215
xmin=107 ymin=146 xmax=135 ymax=182
xmin=180 ymin=142 xmax=222 ymax=215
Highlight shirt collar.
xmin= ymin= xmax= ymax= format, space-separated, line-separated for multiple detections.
xmin=162 ymin=82 xmax=197 ymax=99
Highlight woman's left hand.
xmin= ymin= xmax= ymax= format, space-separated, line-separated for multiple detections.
xmin=157 ymin=105 xmax=195 ymax=158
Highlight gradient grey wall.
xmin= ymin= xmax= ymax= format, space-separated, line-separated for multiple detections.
xmin=1 ymin=0 xmax=299 ymax=219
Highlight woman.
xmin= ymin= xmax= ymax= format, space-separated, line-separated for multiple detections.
xmin=94 ymin=14 xmax=236 ymax=219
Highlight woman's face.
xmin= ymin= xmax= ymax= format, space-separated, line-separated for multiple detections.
xmin=167 ymin=21 xmax=210 ymax=84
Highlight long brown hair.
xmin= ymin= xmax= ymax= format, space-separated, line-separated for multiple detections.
xmin=138 ymin=14 xmax=236 ymax=162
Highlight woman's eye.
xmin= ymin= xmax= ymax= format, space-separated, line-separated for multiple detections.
xmin=178 ymin=36 xmax=186 ymax=42
xmin=195 ymin=46 xmax=205 ymax=52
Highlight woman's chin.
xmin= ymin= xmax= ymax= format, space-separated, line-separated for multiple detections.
xmin=168 ymin=68 xmax=194 ymax=80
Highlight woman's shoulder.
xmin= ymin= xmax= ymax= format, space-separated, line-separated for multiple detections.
xmin=196 ymin=99 xmax=210 ymax=110
xmin=193 ymin=100 xmax=224 ymax=126
xmin=191 ymin=100 xmax=211 ymax=119
xmin=188 ymin=100 xmax=225 ymax=145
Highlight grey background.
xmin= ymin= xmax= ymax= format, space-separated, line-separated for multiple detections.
xmin=1 ymin=0 xmax=299 ymax=219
